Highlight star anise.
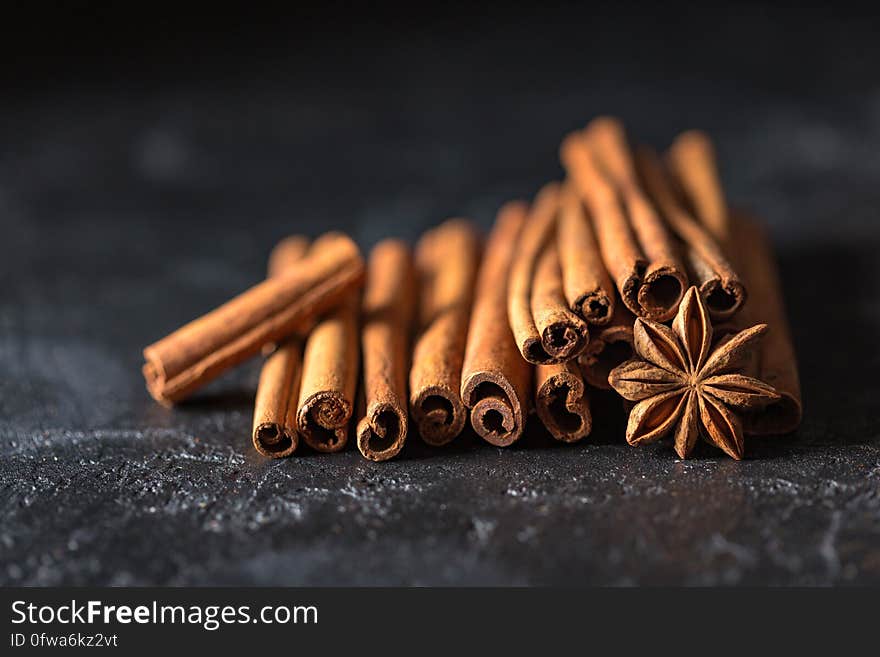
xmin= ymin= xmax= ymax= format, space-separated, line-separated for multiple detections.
xmin=608 ymin=286 xmax=780 ymax=460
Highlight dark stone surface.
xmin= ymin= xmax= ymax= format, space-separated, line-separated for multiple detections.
xmin=1 ymin=5 xmax=879 ymax=585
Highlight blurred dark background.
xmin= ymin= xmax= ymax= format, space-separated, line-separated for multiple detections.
xmin=1 ymin=2 xmax=879 ymax=585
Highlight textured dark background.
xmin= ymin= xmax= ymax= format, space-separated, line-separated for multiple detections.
xmin=1 ymin=2 xmax=879 ymax=585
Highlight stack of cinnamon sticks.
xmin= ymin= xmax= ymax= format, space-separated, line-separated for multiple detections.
xmin=142 ymin=117 xmax=802 ymax=460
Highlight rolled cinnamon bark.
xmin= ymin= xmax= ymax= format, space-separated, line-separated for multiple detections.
xmin=578 ymin=302 xmax=635 ymax=391
xmin=667 ymin=130 xmax=730 ymax=244
xmin=295 ymin=291 xmax=359 ymax=453
xmin=252 ymin=236 xmax=310 ymax=458
xmin=729 ymin=212 xmax=803 ymax=435
xmin=409 ymin=219 xmax=481 ymax=446
xmin=508 ymin=183 xmax=589 ymax=364
xmin=583 ymin=117 xmax=687 ymax=321
xmin=635 ymin=146 xmax=746 ymax=320
xmin=356 ymin=239 xmax=415 ymax=461
xmin=557 ymin=184 xmax=615 ymax=325
xmin=460 ymin=202 xmax=532 ymax=447
xmin=535 ymin=360 xmax=591 ymax=443
xmin=665 ymin=132 xmax=801 ymax=433
xmin=143 ymin=232 xmax=365 ymax=405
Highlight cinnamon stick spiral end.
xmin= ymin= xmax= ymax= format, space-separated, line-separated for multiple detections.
xmin=745 ymin=392 xmax=803 ymax=436
xmin=541 ymin=319 xmax=589 ymax=363
xmin=252 ymin=423 xmax=298 ymax=458
xmin=574 ymin=290 xmax=614 ymax=325
xmin=297 ymin=392 xmax=352 ymax=453
xmin=411 ymin=386 xmax=467 ymax=447
xmin=356 ymin=403 xmax=408 ymax=461
xmin=142 ymin=359 xmax=173 ymax=406
xmin=579 ymin=325 xmax=636 ymax=390
xmin=701 ymin=278 xmax=747 ymax=320
xmin=535 ymin=364 xmax=592 ymax=443
xmin=636 ymin=266 xmax=687 ymax=321
xmin=461 ymin=374 xmax=525 ymax=447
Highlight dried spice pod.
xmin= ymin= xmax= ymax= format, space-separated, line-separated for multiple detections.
xmin=508 ymin=183 xmax=589 ymax=364
xmin=535 ymin=360 xmax=592 ymax=443
xmin=356 ymin=239 xmax=415 ymax=461
xmin=252 ymin=236 xmax=310 ymax=457
xmin=608 ymin=286 xmax=779 ymax=460
xmin=729 ymin=213 xmax=803 ymax=435
xmin=578 ymin=302 xmax=636 ymax=390
xmin=584 ymin=117 xmax=688 ymax=321
xmin=557 ymin=184 xmax=615 ymax=325
xmin=635 ymin=145 xmax=745 ymax=320
xmin=296 ymin=291 xmax=359 ymax=453
xmin=143 ymin=232 xmax=365 ymax=405
xmin=461 ymin=202 xmax=532 ymax=447
xmin=667 ymin=130 xmax=730 ymax=244
xmin=409 ymin=219 xmax=481 ymax=446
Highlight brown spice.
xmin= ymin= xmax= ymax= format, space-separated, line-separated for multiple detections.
xmin=665 ymin=131 xmax=801 ymax=434
xmin=635 ymin=146 xmax=746 ymax=320
xmin=557 ymin=184 xmax=615 ymax=325
xmin=562 ymin=122 xmax=684 ymax=322
xmin=584 ymin=117 xmax=688 ymax=320
xmin=667 ymin=130 xmax=730 ymax=244
xmin=296 ymin=290 xmax=359 ymax=453
xmin=460 ymin=202 xmax=532 ymax=447
xmin=535 ymin=360 xmax=591 ymax=443
xmin=143 ymin=232 xmax=365 ymax=405
xmin=252 ymin=236 xmax=310 ymax=457
xmin=578 ymin=302 xmax=636 ymax=390
xmin=409 ymin=219 xmax=481 ymax=446
xmin=608 ymin=286 xmax=779 ymax=459
xmin=356 ymin=239 xmax=415 ymax=461
xmin=508 ymin=183 xmax=589 ymax=364
xmin=729 ymin=212 xmax=803 ymax=435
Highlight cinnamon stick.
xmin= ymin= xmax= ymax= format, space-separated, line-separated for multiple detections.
xmin=665 ymin=131 xmax=801 ymax=434
xmin=729 ymin=212 xmax=803 ymax=435
xmin=508 ymin=183 xmax=589 ymax=364
xmin=584 ymin=117 xmax=688 ymax=321
xmin=409 ymin=219 xmax=481 ymax=446
xmin=557 ymin=184 xmax=615 ymax=325
xmin=356 ymin=239 xmax=415 ymax=461
xmin=667 ymin=130 xmax=730 ymax=244
xmin=143 ymin=232 xmax=365 ymax=405
xmin=578 ymin=302 xmax=636 ymax=390
xmin=535 ymin=360 xmax=591 ymax=443
xmin=460 ymin=202 xmax=532 ymax=447
xmin=295 ymin=291 xmax=359 ymax=453
xmin=252 ymin=236 xmax=310 ymax=458
xmin=635 ymin=146 xmax=746 ymax=320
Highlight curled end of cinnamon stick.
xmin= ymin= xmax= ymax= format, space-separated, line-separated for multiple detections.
xmin=542 ymin=318 xmax=589 ymax=362
xmin=411 ymin=385 xmax=467 ymax=447
xmin=636 ymin=266 xmax=687 ymax=321
xmin=252 ymin=423 xmax=298 ymax=458
xmin=582 ymin=341 xmax=635 ymax=391
xmin=142 ymin=357 xmax=174 ymax=406
xmin=536 ymin=364 xmax=591 ymax=443
xmin=461 ymin=373 xmax=524 ymax=447
xmin=745 ymin=393 xmax=803 ymax=436
xmin=573 ymin=289 xmax=614 ymax=325
xmin=521 ymin=319 xmax=589 ymax=364
xmin=579 ymin=315 xmax=636 ymax=390
xmin=700 ymin=277 xmax=747 ymax=320
xmin=356 ymin=403 xmax=408 ymax=462
xmin=297 ymin=391 xmax=352 ymax=453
